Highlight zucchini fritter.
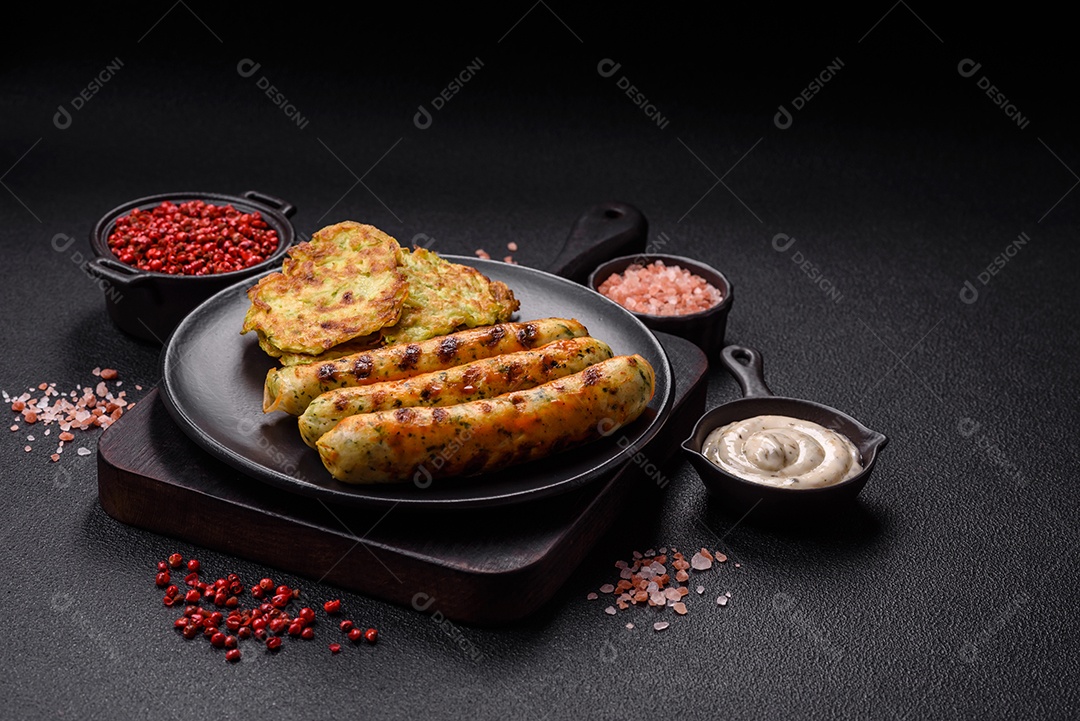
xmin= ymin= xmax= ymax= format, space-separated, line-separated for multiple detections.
xmin=380 ymin=247 xmax=520 ymax=346
xmin=241 ymin=222 xmax=408 ymax=356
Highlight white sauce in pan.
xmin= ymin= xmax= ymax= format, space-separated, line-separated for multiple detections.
xmin=702 ymin=415 xmax=862 ymax=488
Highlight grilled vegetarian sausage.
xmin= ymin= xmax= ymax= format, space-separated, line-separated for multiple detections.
xmin=263 ymin=318 xmax=589 ymax=415
xmin=316 ymin=354 xmax=655 ymax=484
xmin=298 ymin=337 xmax=613 ymax=447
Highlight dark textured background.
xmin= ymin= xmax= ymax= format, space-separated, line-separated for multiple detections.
xmin=2 ymin=5 xmax=1077 ymax=719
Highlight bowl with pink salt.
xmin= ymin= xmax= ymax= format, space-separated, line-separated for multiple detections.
xmin=589 ymin=254 xmax=732 ymax=355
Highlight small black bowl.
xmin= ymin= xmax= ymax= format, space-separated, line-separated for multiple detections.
xmin=682 ymin=345 xmax=888 ymax=515
xmin=588 ymin=253 xmax=733 ymax=357
xmin=87 ymin=190 xmax=297 ymax=343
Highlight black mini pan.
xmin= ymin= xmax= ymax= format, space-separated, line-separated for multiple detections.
xmin=682 ymin=345 xmax=888 ymax=513
xmin=86 ymin=190 xmax=298 ymax=343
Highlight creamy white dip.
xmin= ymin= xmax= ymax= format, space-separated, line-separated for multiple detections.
xmin=702 ymin=415 xmax=862 ymax=488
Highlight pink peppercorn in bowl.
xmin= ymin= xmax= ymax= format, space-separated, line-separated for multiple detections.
xmin=588 ymin=254 xmax=733 ymax=356
xmin=87 ymin=190 xmax=297 ymax=343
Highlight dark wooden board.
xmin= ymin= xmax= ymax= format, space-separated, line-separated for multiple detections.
xmin=98 ymin=333 xmax=707 ymax=626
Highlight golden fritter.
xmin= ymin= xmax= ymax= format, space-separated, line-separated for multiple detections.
xmin=379 ymin=247 xmax=520 ymax=345
xmin=241 ymin=222 xmax=407 ymax=355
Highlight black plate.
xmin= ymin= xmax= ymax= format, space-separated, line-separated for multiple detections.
xmin=158 ymin=257 xmax=674 ymax=509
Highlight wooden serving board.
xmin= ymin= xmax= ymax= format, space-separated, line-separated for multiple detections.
xmin=97 ymin=333 xmax=705 ymax=625
xmin=96 ymin=202 xmax=709 ymax=625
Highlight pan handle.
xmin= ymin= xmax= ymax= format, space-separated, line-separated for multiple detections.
xmin=242 ymin=190 xmax=297 ymax=218
xmin=721 ymin=345 xmax=774 ymax=398
xmin=85 ymin=257 xmax=148 ymax=288
xmin=547 ymin=201 xmax=647 ymax=283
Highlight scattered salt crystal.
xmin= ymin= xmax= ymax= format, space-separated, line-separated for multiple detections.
xmin=717 ymin=596 xmax=728 ymax=606
xmin=659 ymin=547 xmax=667 ymax=554
xmin=673 ymin=603 xmax=688 ymax=615
xmin=9 ymin=425 xmax=17 ymax=432
xmin=653 ymin=622 xmax=669 ymax=632
xmin=26 ymin=435 xmax=34 ymax=442
xmin=664 ymin=588 xmax=681 ymax=602
xmin=646 ymin=581 xmax=658 ymax=593
xmin=690 ymin=552 xmax=712 ymax=571
xmin=644 ymin=549 xmax=656 ymax=557
xmin=135 ymin=385 xmax=143 ymax=391
xmin=599 ymin=584 xmax=615 ymax=594
xmin=649 ymin=592 xmax=666 ymax=606
xmin=507 ymin=242 xmax=518 ymax=252
xmin=715 ymin=552 xmax=728 ymax=563
xmin=604 ymin=606 xmax=616 ymax=616
xmin=726 ymin=591 xmax=732 ymax=598
xmin=625 ymin=623 xmax=634 ymax=630
xmin=735 ymin=563 xmax=741 ymax=568
xmin=50 ymin=454 xmax=59 ymax=462
xmin=587 ymin=592 xmax=598 ymax=601
xmin=76 ymin=447 xmax=91 ymax=456
xmin=632 ymin=551 xmax=642 ymax=559
xmin=619 ymin=568 xmax=632 ymax=580
xmin=92 ymin=368 xmax=101 ymax=376
xmin=696 ymin=586 xmax=705 ymax=595
xmin=24 ymin=445 xmax=31 ymax=452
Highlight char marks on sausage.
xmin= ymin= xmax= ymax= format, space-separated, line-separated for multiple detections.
xmin=353 ymin=355 xmax=373 ymax=379
xmin=437 ymin=336 xmax=459 ymax=362
xmin=484 ymin=325 xmax=507 ymax=346
xmin=399 ymin=344 xmax=421 ymax=370
xmin=517 ymin=322 xmax=539 ymax=347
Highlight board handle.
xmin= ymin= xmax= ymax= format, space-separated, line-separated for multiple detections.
xmin=547 ymin=201 xmax=648 ymax=284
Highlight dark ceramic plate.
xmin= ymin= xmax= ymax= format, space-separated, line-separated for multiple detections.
xmin=158 ymin=257 xmax=674 ymax=509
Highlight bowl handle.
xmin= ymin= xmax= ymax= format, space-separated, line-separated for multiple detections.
xmin=85 ymin=257 xmax=147 ymax=288
xmin=242 ymin=190 xmax=297 ymax=218
xmin=721 ymin=345 xmax=774 ymax=398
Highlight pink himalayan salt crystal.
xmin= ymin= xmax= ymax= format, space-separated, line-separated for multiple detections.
xmin=597 ymin=260 xmax=722 ymax=317
xmin=587 ymin=592 xmax=598 ymax=600
xmin=690 ymin=552 xmax=712 ymax=571
xmin=653 ymin=622 xmax=670 ymax=632
xmin=604 ymin=606 xmax=617 ymax=616
xmin=599 ymin=584 xmax=615 ymax=594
